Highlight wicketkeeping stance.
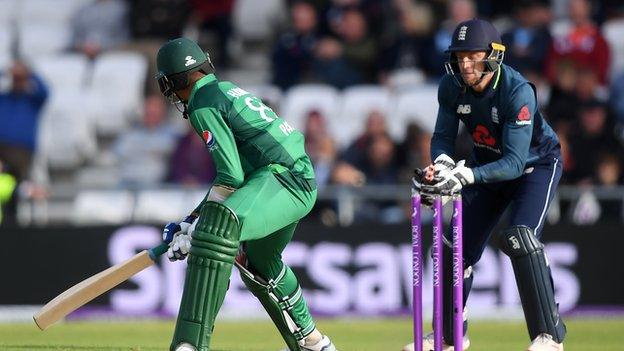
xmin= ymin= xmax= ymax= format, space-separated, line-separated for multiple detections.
xmin=156 ymin=38 xmax=337 ymax=351
xmin=406 ymin=19 xmax=566 ymax=351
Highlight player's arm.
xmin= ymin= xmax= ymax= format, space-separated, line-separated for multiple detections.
xmin=189 ymin=106 xmax=243 ymax=211
xmin=471 ymin=84 xmax=535 ymax=183
xmin=163 ymin=107 xmax=243 ymax=260
xmin=430 ymin=79 xmax=459 ymax=162
xmin=423 ymin=78 xmax=460 ymax=182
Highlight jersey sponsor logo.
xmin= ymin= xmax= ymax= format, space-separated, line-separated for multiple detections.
xmin=202 ymin=130 xmax=217 ymax=150
xmin=458 ymin=26 xmax=468 ymax=41
xmin=491 ymin=106 xmax=499 ymax=124
xmin=184 ymin=55 xmax=197 ymax=67
xmin=472 ymin=124 xmax=501 ymax=154
xmin=516 ymin=105 xmax=531 ymax=125
xmin=457 ymin=104 xmax=471 ymax=114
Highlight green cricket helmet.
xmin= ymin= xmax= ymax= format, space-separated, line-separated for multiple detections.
xmin=155 ymin=37 xmax=214 ymax=103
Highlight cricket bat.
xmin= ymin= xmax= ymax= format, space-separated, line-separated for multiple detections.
xmin=33 ymin=243 xmax=169 ymax=330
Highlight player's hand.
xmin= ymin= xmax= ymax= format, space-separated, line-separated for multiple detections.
xmin=167 ymin=233 xmax=192 ymax=261
xmin=412 ymin=168 xmax=438 ymax=207
xmin=423 ymin=160 xmax=474 ymax=195
xmin=162 ymin=215 xmax=197 ymax=244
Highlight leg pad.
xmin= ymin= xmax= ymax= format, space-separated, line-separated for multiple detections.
xmin=498 ymin=226 xmax=566 ymax=343
xmin=170 ymin=202 xmax=241 ymax=351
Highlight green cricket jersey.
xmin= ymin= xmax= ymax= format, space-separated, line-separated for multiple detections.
xmin=187 ymin=74 xmax=315 ymax=189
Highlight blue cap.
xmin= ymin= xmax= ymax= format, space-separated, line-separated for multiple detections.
xmin=446 ymin=18 xmax=502 ymax=53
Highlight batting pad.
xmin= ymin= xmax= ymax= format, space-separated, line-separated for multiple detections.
xmin=170 ymin=202 xmax=240 ymax=351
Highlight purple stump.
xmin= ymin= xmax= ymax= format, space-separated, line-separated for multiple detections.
xmin=411 ymin=190 xmax=423 ymax=351
xmin=452 ymin=195 xmax=464 ymax=350
xmin=432 ymin=197 xmax=443 ymax=351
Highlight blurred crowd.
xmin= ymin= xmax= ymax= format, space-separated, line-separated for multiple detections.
xmin=1 ymin=0 xmax=624 ymax=225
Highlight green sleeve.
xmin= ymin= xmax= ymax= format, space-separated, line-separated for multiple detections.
xmin=189 ymin=107 xmax=245 ymax=188
xmin=188 ymin=107 xmax=244 ymax=216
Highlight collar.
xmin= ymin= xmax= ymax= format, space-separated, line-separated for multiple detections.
xmin=470 ymin=67 xmax=502 ymax=99
xmin=188 ymin=74 xmax=218 ymax=105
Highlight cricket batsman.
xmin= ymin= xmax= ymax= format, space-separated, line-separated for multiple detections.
xmin=405 ymin=19 xmax=566 ymax=351
xmin=156 ymin=38 xmax=338 ymax=351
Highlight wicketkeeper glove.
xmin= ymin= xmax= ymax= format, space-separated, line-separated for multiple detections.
xmin=432 ymin=154 xmax=456 ymax=174
xmin=412 ymin=168 xmax=438 ymax=207
xmin=423 ymin=160 xmax=474 ymax=195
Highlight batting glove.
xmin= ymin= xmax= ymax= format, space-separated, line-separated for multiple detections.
xmin=167 ymin=233 xmax=192 ymax=261
xmin=423 ymin=160 xmax=474 ymax=195
xmin=162 ymin=215 xmax=197 ymax=244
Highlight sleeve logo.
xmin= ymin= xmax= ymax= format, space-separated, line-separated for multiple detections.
xmin=202 ymin=130 xmax=217 ymax=150
xmin=516 ymin=105 xmax=531 ymax=125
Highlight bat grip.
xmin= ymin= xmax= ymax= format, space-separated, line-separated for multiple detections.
xmin=148 ymin=243 xmax=169 ymax=261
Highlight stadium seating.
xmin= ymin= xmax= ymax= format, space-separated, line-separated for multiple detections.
xmin=394 ymin=84 xmax=440 ymax=137
xmin=88 ymin=52 xmax=147 ymax=135
xmin=604 ymin=19 xmax=624 ymax=80
xmin=0 ymin=25 xmax=12 ymax=69
xmin=33 ymin=54 xmax=89 ymax=91
xmin=133 ymin=189 xmax=204 ymax=224
xmin=281 ymin=84 xmax=340 ymax=135
xmin=335 ymin=85 xmax=394 ymax=147
xmin=37 ymin=90 xmax=98 ymax=170
xmin=73 ymin=190 xmax=135 ymax=224
xmin=18 ymin=24 xmax=72 ymax=62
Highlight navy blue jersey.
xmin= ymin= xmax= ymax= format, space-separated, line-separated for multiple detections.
xmin=431 ymin=64 xmax=560 ymax=183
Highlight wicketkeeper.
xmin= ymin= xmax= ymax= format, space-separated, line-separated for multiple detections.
xmin=156 ymin=38 xmax=337 ymax=351
xmin=405 ymin=19 xmax=566 ymax=351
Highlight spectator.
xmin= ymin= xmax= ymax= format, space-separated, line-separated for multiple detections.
xmin=396 ymin=122 xmax=431 ymax=181
xmin=546 ymin=60 xmax=580 ymax=131
xmin=70 ymin=0 xmax=129 ymax=59
xmin=609 ymin=71 xmax=624 ymax=124
xmin=332 ymin=110 xmax=391 ymax=187
xmin=272 ymin=1 xmax=320 ymax=89
xmin=502 ymin=0 xmax=552 ymax=76
xmin=314 ymin=8 xmax=379 ymax=87
xmin=130 ymin=0 xmax=189 ymax=40
xmin=595 ymin=153 xmax=622 ymax=186
xmin=303 ymin=109 xmax=337 ymax=187
xmin=421 ymin=0 xmax=476 ymax=79
xmin=126 ymin=0 xmax=190 ymax=93
xmin=350 ymin=133 xmax=403 ymax=223
xmin=378 ymin=1 xmax=433 ymax=83
xmin=544 ymin=0 xmax=611 ymax=86
xmin=113 ymin=95 xmax=179 ymax=186
xmin=190 ymin=0 xmax=234 ymax=68
xmin=341 ymin=110 xmax=390 ymax=166
xmin=167 ymin=125 xmax=216 ymax=186
xmin=566 ymin=99 xmax=621 ymax=184
xmin=0 ymin=61 xmax=48 ymax=184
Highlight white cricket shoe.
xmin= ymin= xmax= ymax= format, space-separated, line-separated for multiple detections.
xmin=174 ymin=342 xmax=197 ymax=351
xmin=401 ymin=332 xmax=470 ymax=351
xmin=527 ymin=333 xmax=563 ymax=351
xmin=280 ymin=335 xmax=337 ymax=351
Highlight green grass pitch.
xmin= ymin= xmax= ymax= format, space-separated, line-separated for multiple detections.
xmin=0 ymin=317 xmax=622 ymax=350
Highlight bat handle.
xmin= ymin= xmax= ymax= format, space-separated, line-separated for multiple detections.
xmin=148 ymin=243 xmax=169 ymax=261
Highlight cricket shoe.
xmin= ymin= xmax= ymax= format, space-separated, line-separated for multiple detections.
xmin=527 ymin=333 xmax=563 ymax=351
xmin=401 ymin=332 xmax=470 ymax=351
xmin=280 ymin=335 xmax=337 ymax=351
